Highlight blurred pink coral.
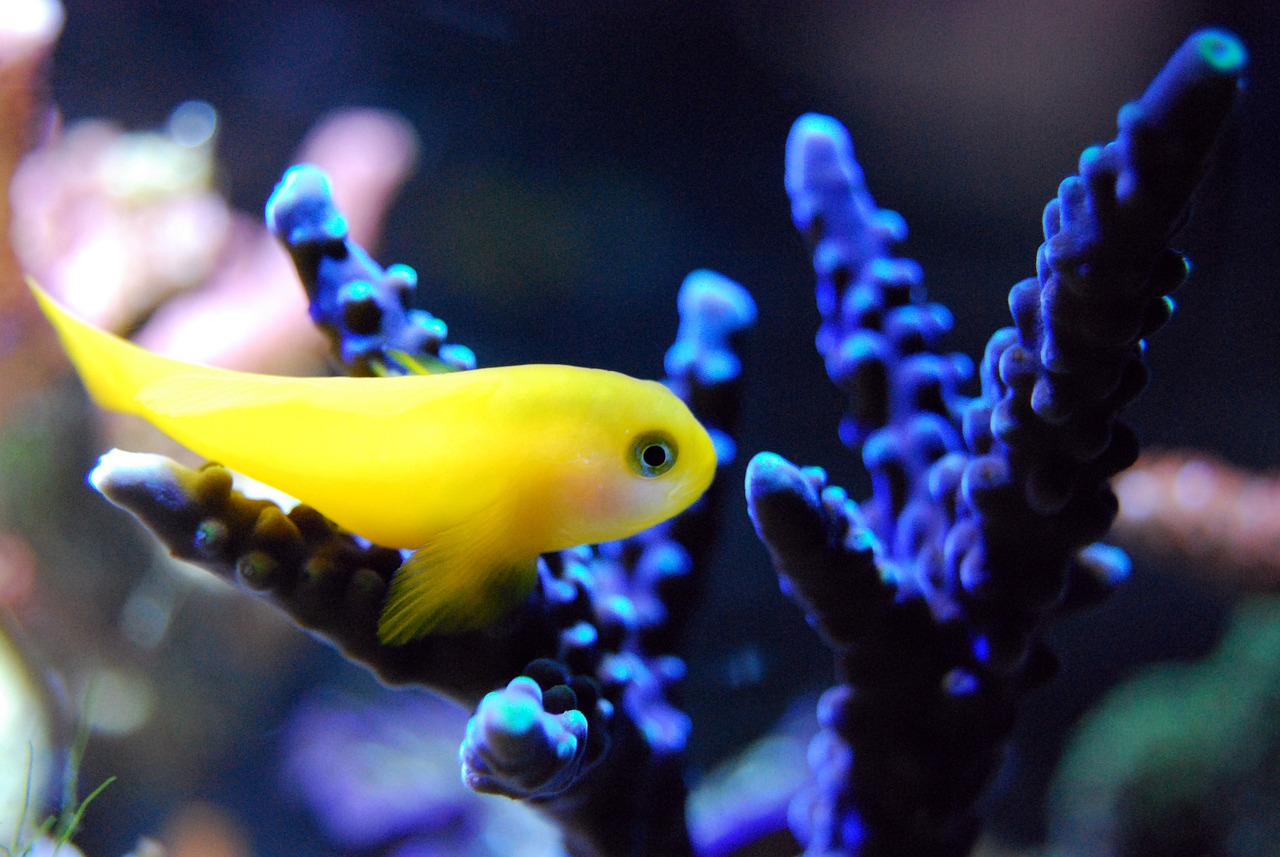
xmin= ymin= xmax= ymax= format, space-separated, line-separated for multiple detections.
xmin=1112 ymin=450 xmax=1280 ymax=592
xmin=1 ymin=0 xmax=419 ymax=425
xmin=11 ymin=108 xmax=232 ymax=333
xmin=0 ymin=0 xmax=64 ymax=423
xmin=0 ymin=530 xmax=36 ymax=608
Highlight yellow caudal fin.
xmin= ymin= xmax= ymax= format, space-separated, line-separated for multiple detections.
xmin=27 ymin=278 xmax=178 ymax=415
xmin=377 ymin=531 xmax=538 ymax=644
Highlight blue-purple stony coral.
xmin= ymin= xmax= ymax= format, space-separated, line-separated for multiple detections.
xmin=266 ymin=164 xmax=475 ymax=376
xmin=76 ymin=25 xmax=1245 ymax=856
xmin=747 ymin=28 xmax=1245 ymax=857
xmin=462 ymin=676 xmax=590 ymax=799
xmin=664 ymin=268 xmax=758 ymax=465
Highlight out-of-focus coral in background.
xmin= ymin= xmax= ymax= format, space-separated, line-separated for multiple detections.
xmin=0 ymin=0 xmax=64 ymax=423
xmin=0 ymin=0 xmax=1276 ymax=855
xmin=1112 ymin=452 xmax=1280 ymax=595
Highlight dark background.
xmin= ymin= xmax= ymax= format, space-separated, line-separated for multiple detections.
xmin=42 ymin=1 xmax=1280 ymax=853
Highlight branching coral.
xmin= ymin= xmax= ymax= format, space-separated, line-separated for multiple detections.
xmin=89 ymin=164 xmax=755 ymax=856
xmin=265 ymin=164 xmax=474 ymax=377
xmin=746 ymin=28 xmax=1246 ymax=857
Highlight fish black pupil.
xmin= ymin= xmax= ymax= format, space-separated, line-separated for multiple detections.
xmin=642 ymin=444 xmax=668 ymax=468
xmin=630 ymin=431 xmax=676 ymax=478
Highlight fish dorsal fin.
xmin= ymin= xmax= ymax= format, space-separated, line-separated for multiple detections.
xmin=376 ymin=500 xmax=539 ymax=644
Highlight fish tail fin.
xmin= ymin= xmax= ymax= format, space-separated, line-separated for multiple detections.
xmin=377 ymin=547 xmax=538 ymax=645
xmin=27 ymin=278 xmax=169 ymax=415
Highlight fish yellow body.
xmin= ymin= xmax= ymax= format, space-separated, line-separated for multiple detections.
xmin=29 ymin=282 xmax=717 ymax=643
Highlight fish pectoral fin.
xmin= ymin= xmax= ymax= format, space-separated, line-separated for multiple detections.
xmin=376 ymin=532 xmax=538 ymax=645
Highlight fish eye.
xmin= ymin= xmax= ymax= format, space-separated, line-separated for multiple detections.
xmin=629 ymin=431 xmax=677 ymax=478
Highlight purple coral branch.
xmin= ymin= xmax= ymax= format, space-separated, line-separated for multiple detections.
xmin=265 ymin=164 xmax=475 ymax=375
xmin=748 ymin=28 xmax=1245 ymax=857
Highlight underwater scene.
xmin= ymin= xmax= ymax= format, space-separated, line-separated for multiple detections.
xmin=1 ymin=1 xmax=1278 ymax=856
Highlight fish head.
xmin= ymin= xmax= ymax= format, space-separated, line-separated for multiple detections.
xmin=550 ymin=373 xmax=717 ymax=547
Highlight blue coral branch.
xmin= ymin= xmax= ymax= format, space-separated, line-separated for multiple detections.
xmin=266 ymin=164 xmax=475 ymax=375
xmin=748 ymin=28 xmax=1245 ymax=857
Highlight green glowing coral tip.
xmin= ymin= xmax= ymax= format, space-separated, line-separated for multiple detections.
xmin=1194 ymin=28 xmax=1247 ymax=74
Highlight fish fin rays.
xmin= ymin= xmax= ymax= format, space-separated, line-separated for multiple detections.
xmin=376 ymin=504 xmax=538 ymax=644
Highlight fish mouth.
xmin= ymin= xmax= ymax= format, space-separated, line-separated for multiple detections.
xmin=666 ymin=460 xmax=716 ymax=511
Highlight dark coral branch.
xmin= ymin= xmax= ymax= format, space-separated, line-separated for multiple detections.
xmin=745 ymin=453 xmax=893 ymax=650
xmin=749 ymin=28 xmax=1245 ymax=857
xmin=88 ymin=450 xmax=553 ymax=701
xmin=979 ymin=28 xmax=1246 ymax=652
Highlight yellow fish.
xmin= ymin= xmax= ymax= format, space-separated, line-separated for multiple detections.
xmin=28 ymin=281 xmax=717 ymax=644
